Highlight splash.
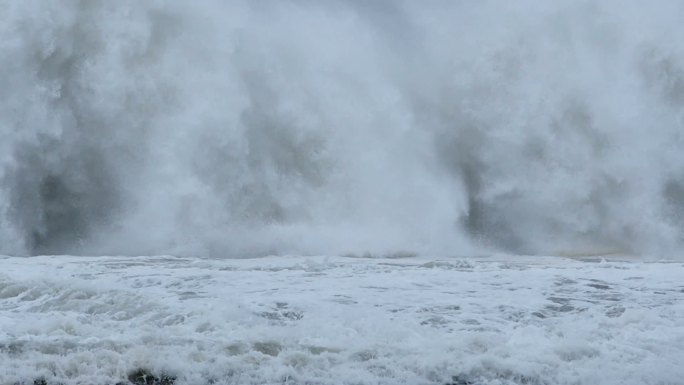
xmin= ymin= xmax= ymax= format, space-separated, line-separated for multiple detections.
xmin=1 ymin=0 xmax=683 ymax=257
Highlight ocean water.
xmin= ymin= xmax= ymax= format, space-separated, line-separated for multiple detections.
xmin=2 ymin=1 xmax=684 ymax=384
xmin=2 ymin=255 xmax=683 ymax=385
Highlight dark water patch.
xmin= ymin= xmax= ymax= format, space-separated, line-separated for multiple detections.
xmin=587 ymin=283 xmax=611 ymax=290
xmin=542 ymin=296 xmax=583 ymax=315
xmin=16 ymin=378 xmax=52 ymax=385
xmin=11 ymin=369 xmax=177 ymax=385
xmin=554 ymin=277 xmax=578 ymax=286
xmin=547 ymin=296 xmax=571 ymax=304
xmin=420 ymin=315 xmax=450 ymax=327
xmin=127 ymin=368 xmax=175 ymax=385
xmin=447 ymin=375 xmax=473 ymax=385
xmin=605 ymin=305 xmax=626 ymax=318
xmin=420 ymin=261 xmax=475 ymax=270
xmin=258 ymin=309 xmax=304 ymax=321
xmin=257 ymin=302 xmax=304 ymax=322
xmin=448 ymin=370 xmax=548 ymax=385
xmin=349 ymin=349 xmax=378 ymax=362
xmin=545 ymin=303 xmax=575 ymax=313
xmin=532 ymin=311 xmax=546 ymax=319
xmin=253 ymin=341 xmax=283 ymax=356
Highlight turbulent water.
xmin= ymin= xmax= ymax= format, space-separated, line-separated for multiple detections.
xmin=2 ymin=4 xmax=684 ymax=384
xmin=2 ymin=1 xmax=684 ymax=257
xmin=2 ymin=255 xmax=683 ymax=385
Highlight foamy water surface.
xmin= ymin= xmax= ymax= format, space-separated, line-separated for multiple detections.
xmin=1 ymin=255 xmax=682 ymax=384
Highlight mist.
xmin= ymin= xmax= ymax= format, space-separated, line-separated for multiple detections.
xmin=1 ymin=0 xmax=683 ymax=257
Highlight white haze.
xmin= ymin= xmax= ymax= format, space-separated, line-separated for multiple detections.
xmin=1 ymin=1 xmax=684 ymax=257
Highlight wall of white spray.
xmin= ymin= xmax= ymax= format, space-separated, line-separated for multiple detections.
xmin=1 ymin=0 xmax=683 ymax=257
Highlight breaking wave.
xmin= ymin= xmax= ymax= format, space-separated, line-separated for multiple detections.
xmin=1 ymin=0 xmax=684 ymax=257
